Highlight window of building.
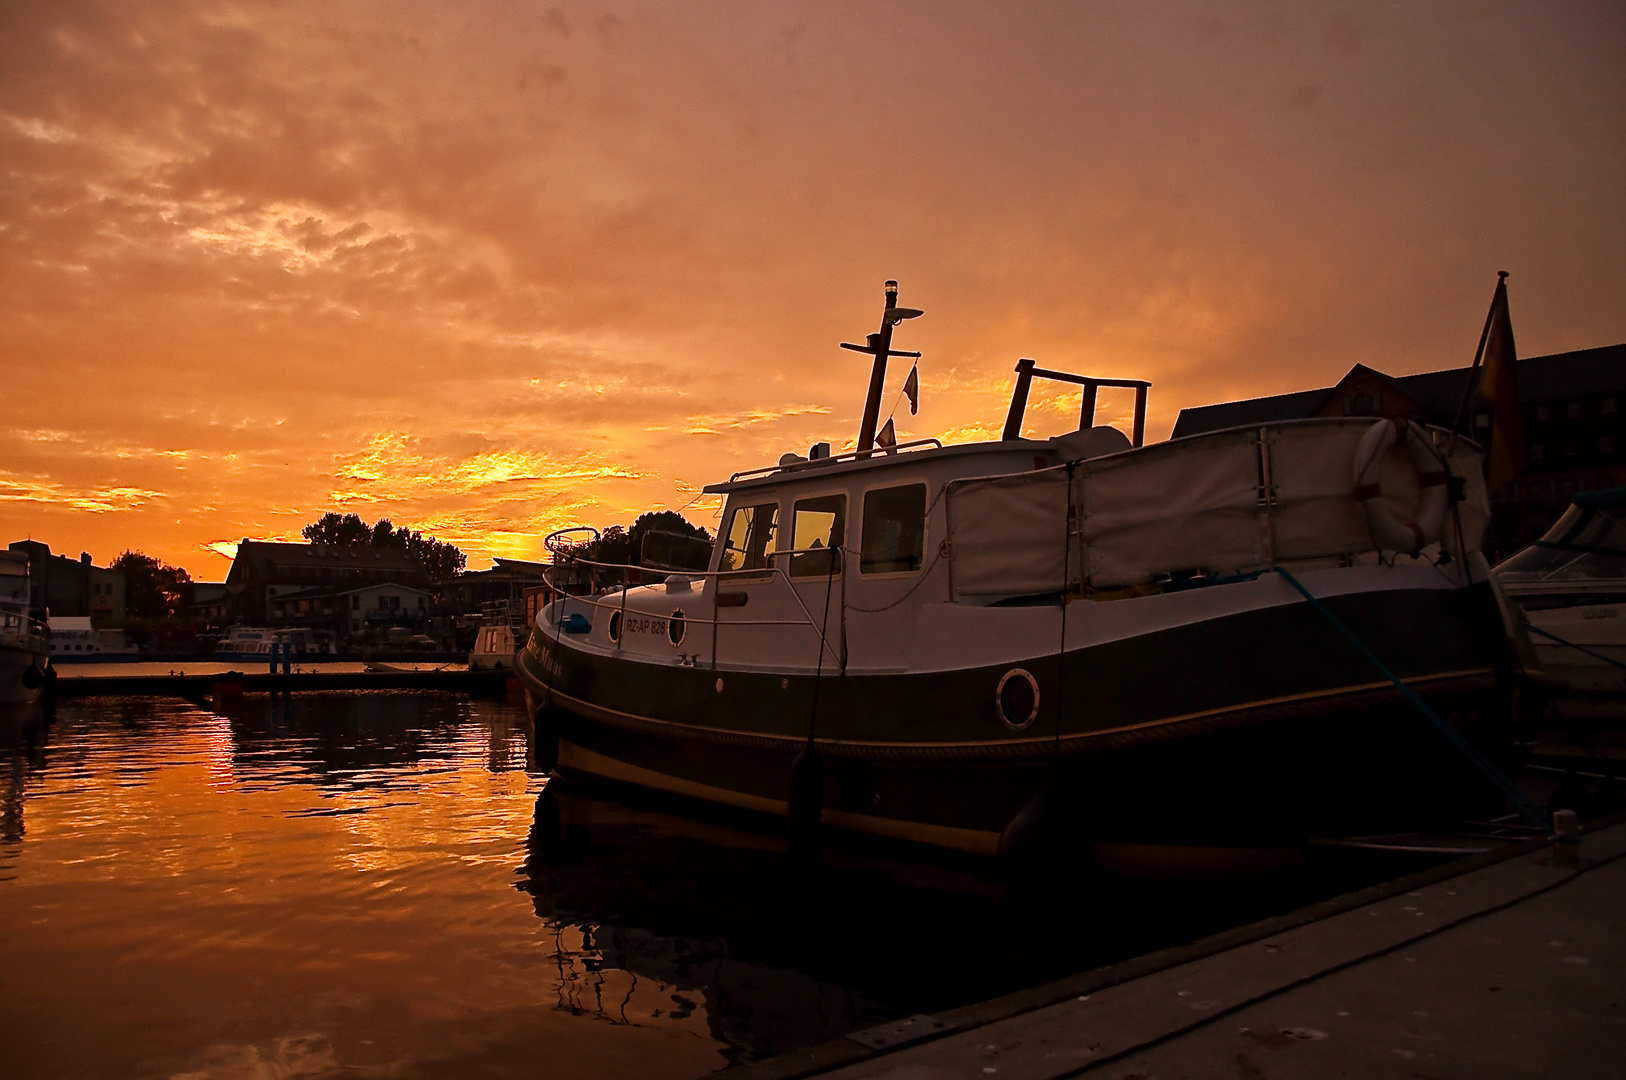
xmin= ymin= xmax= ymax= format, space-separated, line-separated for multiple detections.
xmin=787 ymin=494 xmax=847 ymax=578
xmin=352 ymin=595 xmax=360 ymax=610
xmin=717 ymin=503 xmax=778 ymax=573
xmin=1568 ymin=401 xmax=1585 ymax=419
xmin=1534 ymin=405 xmax=1551 ymax=422
xmin=1475 ymin=412 xmax=1491 ymax=430
xmin=1603 ymin=398 xmax=1618 ymax=415
xmin=860 ymin=484 xmax=927 ymax=574
xmin=1600 ymin=435 xmax=1615 ymax=454
xmin=1530 ymin=444 xmax=1546 ymax=461
xmin=1562 ymin=442 xmax=1577 ymax=458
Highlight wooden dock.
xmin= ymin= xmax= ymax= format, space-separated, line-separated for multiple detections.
xmin=55 ymin=668 xmax=517 ymax=699
xmin=732 ymin=814 xmax=1626 ymax=1080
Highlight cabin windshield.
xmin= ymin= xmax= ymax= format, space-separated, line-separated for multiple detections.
xmin=788 ymin=494 xmax=847 ymax=578
xmin=861 ymin=483 xmax=927 ymax=574
xmin=1498 ymin=502 xmax=1626 ymax=582
xmin=718 ymin=502 xmax=778 ymax=572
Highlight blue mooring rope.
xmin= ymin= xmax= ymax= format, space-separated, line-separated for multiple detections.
xmin=1273 ymin=567 xmax=1552 ymax=834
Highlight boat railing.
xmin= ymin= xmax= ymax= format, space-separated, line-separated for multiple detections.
xmin=540 ymin=548 xmax=849 ymax=668
xmin=724 ymin=438 xmax=944 ymax=484
xmin=0 ymin=608 xmax=50 ymax=646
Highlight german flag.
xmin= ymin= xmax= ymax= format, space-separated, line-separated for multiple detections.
xmin=1478 ymin=274 xmax=1526 ymax=491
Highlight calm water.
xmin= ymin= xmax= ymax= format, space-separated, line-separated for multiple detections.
xmin=1 ymin=692 xmax=1422 ymax=1079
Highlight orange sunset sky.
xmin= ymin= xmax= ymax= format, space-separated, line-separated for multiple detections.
xmin=3 ymin=2 xmax=1623 ymax=578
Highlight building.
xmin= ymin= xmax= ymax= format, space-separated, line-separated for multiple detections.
xmin=186 ymin=582 xmax=236 ymax=627
xmin=1170 ymin=344 xmax=1626 ymax=560
xmin=223 ymin=540 xmax=431 ymax=624
xmin=339 ymin=583 xmax=433 ymax=635
xmin=4 ymin=541 xmax=126 ymax=623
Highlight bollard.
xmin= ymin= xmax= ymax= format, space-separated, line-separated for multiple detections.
xmin=268 ymin=641 xmax=279 ymax=675
xmin=1552 ymin=808 xmax=1581 ymax=867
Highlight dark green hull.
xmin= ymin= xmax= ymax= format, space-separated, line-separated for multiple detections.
xmin=516 ymin=583 xmax=1517 ymax=855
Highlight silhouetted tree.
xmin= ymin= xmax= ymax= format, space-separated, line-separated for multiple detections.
xmin=300 ymin=512 xmax=466 ymax=583
xmin=112 ymin=551 xmax=192 ymax=620
xmin=302 ymin=512 xmax=373 ymax=547
xmin=579 ymin=512 xmax=712 ymax=570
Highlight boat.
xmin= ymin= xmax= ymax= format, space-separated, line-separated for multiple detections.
xmin=214 ymin=626 xmax=337 ymax=663
xmin=515 ymin=281 xmax=1527 ymax=864
xmin=469 ymin=600 xmax=524 ymax=670
xmin=1494 ymin=486 xmax=1626 ymax=743
xmin=0 ymin=551 xmax=51 ymax=705
xmin=47 ymin=616 xmax=140 ymax=663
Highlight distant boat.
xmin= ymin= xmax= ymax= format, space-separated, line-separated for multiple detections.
xmin=215 ymin=626 xmax=338 ymax=663
xmin=48 ymin=616 xmax=139 ymax=663
xmin=515 ymin=281 xmax=1527 ymax=864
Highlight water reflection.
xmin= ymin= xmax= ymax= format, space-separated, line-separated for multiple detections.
xmin=0 ymin=692 xmax=1438 ymax=1078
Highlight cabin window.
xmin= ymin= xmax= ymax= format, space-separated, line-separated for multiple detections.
xmin=787 ymin=494 xmax=847 ymax=578
xmin=860 ymin=484 xmax=927 ymax=574
xmin=718 ymin=502 xmax=778 ymax=572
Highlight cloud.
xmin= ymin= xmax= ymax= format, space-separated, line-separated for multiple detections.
xmin=0 ymin=473 xmax=166 ymax=513
xmin=1 ymin=1 xmax=1622 ymax=572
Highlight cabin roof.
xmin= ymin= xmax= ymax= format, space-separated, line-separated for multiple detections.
xmin=701 ymin=438 xmax=1052 ymax=495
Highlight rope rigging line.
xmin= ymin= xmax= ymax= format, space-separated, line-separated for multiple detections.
xmin=1525 ymin=624 xmax=1626 ymax=672
xmin=1272 ymin=566 xmax=1552 ymax=834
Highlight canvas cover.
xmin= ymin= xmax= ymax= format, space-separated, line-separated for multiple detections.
xmin=945 ymin=419 xmax=1490 ymax=597
xmin=945 ymin=467 xmax=1071 ymax=596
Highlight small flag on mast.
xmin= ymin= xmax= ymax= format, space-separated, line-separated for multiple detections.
xmin=902 ymin=364 xmax=919 ymax=416
xmin=1478 ymin=274 xmax=1526 ymax=491
xmin=876 ymin=418 xmax=897 ymax=450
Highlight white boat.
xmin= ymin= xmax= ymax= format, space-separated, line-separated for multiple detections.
xmin=1495 ymin=487 xmax=1626 ymax=715
xmin=0 ymin=551 xmax=50 ymax=705
xmin=469 ymin=601 xmax=524 ymax=670
xmin=516 ymin=282 xmax=1528 ymax=864
xmin=47 ymin=616 xmax=140 ymax=663
xmin=214 ymin=626 xmax=337 ymax=663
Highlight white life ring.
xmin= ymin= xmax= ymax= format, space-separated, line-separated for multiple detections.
xmin=1352 ymin=418 xmax=1449 ymax=556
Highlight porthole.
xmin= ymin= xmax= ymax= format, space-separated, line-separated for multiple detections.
xmin=668 ymin=608 xmax=686 ymax=647
xmin=607 ymin=609 xmax=623 ymax=643
xmin=996 ymin=668 xmax=1040 ymax=731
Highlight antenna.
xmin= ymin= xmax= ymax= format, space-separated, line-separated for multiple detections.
xmin=842 ymin=280 xmax=923 ymax=455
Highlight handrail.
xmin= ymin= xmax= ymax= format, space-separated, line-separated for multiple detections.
xmin=724 ymin=438 xmax=944 ymax=484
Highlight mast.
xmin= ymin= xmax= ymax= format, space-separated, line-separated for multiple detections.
xmin=842 ymin=280 xmax=923 ymax=455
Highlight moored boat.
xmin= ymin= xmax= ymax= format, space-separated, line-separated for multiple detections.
xmin=214 ymin=626 xmax=338 ymax=663
xmin=47 ymin=616 xmax=140 ymax=663
xmin=469 ymin=601 xmax=524 ymax=670
xmin=1494 ymin=487 xmax=1626 ymax=749
xmin=517 ymin=283 xmax=1527 ymax=863
xmin=0 ymin=550 xmax=51 ymax=705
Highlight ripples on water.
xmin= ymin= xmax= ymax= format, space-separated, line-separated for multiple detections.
xmin=0 ymin=692 xmax=1411 ymax=1079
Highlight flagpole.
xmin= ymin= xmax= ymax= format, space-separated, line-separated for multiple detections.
xmin=1449 ymin=271 xmax=1509 ymax=440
